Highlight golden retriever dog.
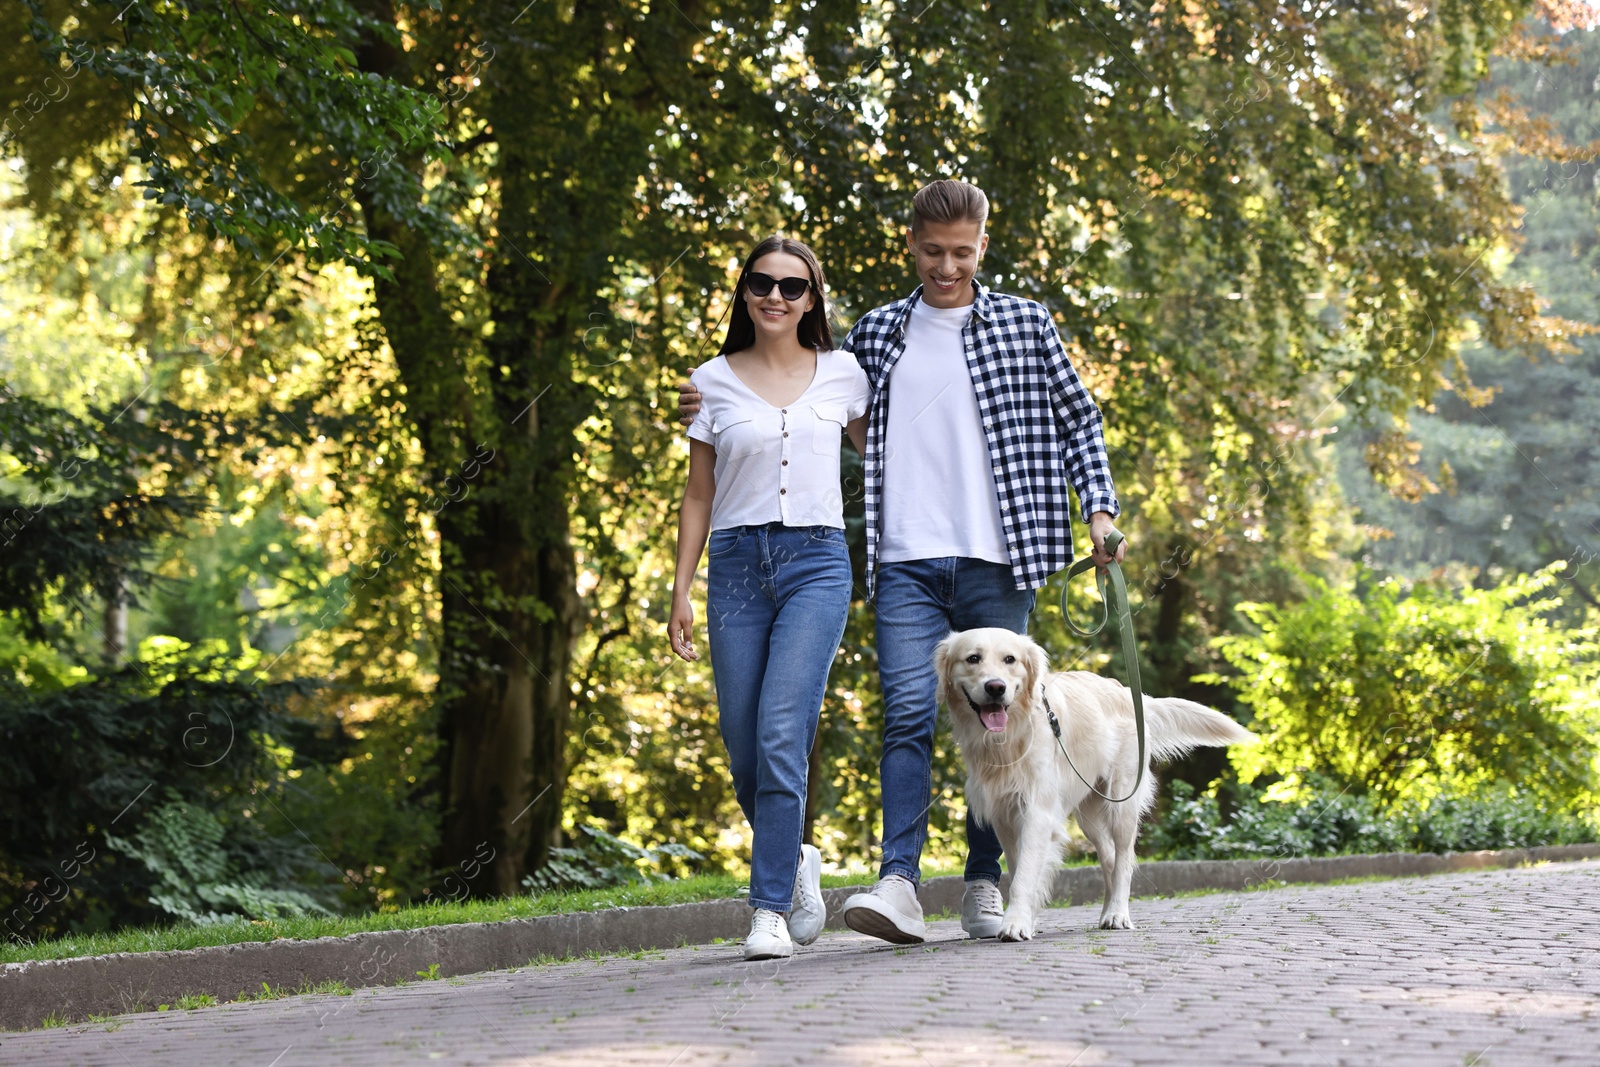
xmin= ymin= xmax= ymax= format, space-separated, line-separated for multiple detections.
xmin=935 ymin=627 xmax=1255 ymax=941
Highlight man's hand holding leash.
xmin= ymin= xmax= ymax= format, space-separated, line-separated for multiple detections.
xmin=1088 ymin=510 xmax=1126 ymax=568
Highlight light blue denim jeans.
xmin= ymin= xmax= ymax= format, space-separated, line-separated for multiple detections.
xmin=874 ymin=557 xmax=1036 ymax=886
xmin=707 ymin=522 xmax=852 ymax=912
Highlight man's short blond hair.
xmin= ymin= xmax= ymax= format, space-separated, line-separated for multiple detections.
xmin=911 ymin=179 xmax=989 ymax=232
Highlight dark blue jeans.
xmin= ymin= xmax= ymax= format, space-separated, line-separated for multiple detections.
xmin=706 ymin=523 xmax=852 ymax=911
xmin=874 ymin=557 xmax=1036 ymax=885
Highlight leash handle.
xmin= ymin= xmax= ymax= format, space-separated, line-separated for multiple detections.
xmin=1060 ymin=527 xmax=1123 ymax=637
xmin=1053 ymin=525 xmax=1147 ymax=804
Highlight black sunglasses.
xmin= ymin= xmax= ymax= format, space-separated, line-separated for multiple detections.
xmin=745 ymin=272 xmax=812 ymax=301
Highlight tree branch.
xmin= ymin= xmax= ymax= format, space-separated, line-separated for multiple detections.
xmin=1568 ymin=575 xmax=1600 ymax=611
xmin=581 ymin=574 xmax=633 ymax=695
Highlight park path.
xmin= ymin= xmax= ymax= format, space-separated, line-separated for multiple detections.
xmin=4 ymin=861 xmax=1598 ymax=1066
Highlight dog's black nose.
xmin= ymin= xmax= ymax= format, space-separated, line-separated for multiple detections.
xmin=984 ymin=679 xmax=1006 ymax=698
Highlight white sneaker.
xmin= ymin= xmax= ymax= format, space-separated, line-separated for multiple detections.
xmin=961 ymin=879 xmax=1004 ymax=939
xmin=840 ymin=874 xmax=925 ymax=944
xmin=788 ymin=844 xmax=825 ymax=946
xmin=743 ymin=908 xmax=794 ymax=961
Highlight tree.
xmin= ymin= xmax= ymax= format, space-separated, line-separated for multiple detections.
xmin=1338 ymin=23 xmax=1600 ymax=613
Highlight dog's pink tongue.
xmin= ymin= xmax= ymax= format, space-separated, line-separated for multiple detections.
xmin=979 ymin=707 xmax=1009 ymax=732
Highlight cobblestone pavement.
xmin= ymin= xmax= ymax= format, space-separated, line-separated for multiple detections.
xmin=6 ymin=861 xmax=1599 ymax=1067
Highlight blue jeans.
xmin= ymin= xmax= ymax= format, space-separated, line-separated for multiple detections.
xmin=707 ymin=522 xmax=852 ymax=912
xmin=874 ymin=557 xmax=1037 ymax=886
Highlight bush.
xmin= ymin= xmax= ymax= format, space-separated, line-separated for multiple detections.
xmin=1202 ymin=565 xmax=1600 ymax=808
xmin=0 ymin=639 xmax=338 ymax=942
xmin=105 ymin=793 xmax=336 ymax=924
xmin=1142 ymin=778 xmax=1598 ymax=861
xmin=521 ymin=826 xmax=704 ymax=894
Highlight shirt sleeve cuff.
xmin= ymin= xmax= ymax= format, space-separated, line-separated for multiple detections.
xmin=1080 ymin=495 xmax=1121 ymax=524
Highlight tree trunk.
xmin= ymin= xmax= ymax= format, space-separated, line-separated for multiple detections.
xmin=435 ymin=497 xmax=581 ymax=894
xmin=350 ymin=1 xmax=585 ymax=894
xmin=1149 ymin=545 xmax=1222 ymax=791
xmin=447 ymin=72 xmax=592 ymax=889
xmin=350 ymin=0 xmax=666 ymax=894
xmin=102 ymin=570 xmax=126 ymax=665
xmin=1148 ymin=543 xmax=1188 ymax=693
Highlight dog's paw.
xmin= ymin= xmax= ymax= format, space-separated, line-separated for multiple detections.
xmin=1097 ymin=911 xmax=1134 ymax=931
xmin=998 ymin=911 xmax=1036 ymax=942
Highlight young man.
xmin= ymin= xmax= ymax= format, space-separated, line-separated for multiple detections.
xmin=679 ymin=179 xmax=1126 ymax=943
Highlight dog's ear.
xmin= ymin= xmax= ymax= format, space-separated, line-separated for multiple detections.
xmin=932 ymin=632 xmax=959 ymax=710
xmin=1021 ymin=639 xmax=1050 ymax=702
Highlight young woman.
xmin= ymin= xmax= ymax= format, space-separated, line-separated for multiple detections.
xmin=669 ymin=236 xmax=868 ymax=961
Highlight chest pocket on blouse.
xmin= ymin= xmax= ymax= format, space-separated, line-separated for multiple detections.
xmin=714 ymin=414 xmax=764 ymax=459
xmin=811 ymin=404 xmax=847 ymax=457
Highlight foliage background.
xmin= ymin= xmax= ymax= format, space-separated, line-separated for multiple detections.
xmin=1 ymin=1 xmax=1597 ymax=942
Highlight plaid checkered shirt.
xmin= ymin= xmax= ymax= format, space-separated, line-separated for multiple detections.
xmin=840 ymin=281 xmax=1120 ymax=598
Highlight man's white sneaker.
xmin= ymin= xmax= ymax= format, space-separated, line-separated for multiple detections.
xmin=840 ymin=874 xmax=926 ymax=944
xmin=743 ymin=908 xmax=794 ymax=961
xmin=961 ymin=879 xmax=1005 ymax=939
xmin=788 ymin=844 xmax=825 ymax=946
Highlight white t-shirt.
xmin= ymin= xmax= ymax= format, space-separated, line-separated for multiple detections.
xmin=878 ymin=299 xmax=1010 ymax=565
xmin=686 ymin=349 xmax=870 ymax=531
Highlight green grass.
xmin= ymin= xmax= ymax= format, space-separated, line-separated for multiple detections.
xmin=171 ymin=993 xmax=217 ymax=1011
xmin=241 ymin=978 xmax=355 ymax=1002
xmin=1 ymin=868 xmax=960 ymax=967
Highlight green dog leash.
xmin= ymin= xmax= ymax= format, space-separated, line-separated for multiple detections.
xmin=1045 ymin=527 xmax=1148 ymax=804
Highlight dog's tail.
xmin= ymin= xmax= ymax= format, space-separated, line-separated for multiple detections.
xmin=1142 ymin=697 xmax=1256 ymax=760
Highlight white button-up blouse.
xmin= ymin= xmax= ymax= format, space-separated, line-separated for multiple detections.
xmin=686 ymin=349 xmax=871 ymax=531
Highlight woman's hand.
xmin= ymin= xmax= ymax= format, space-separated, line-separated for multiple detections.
xmin=669 ymin=596 xmax=699 ymax=661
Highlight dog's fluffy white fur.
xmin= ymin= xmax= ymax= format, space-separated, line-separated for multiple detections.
xmin=935 ymin=627 xmax=1256 ymax=941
